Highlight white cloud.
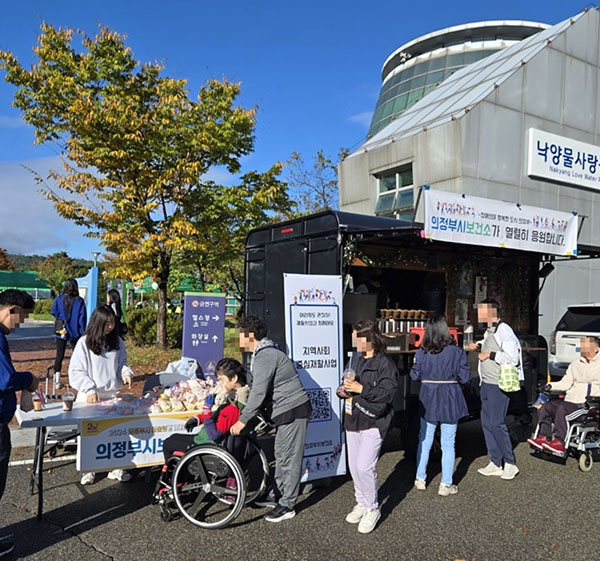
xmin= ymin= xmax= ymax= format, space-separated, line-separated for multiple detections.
xmin=347 ymin=111 xmax=374 ymax=129
xmin=0 ymin=157 xmax=97 ymax=257
xmin=0 ymin=116 xmax=29 ymax=128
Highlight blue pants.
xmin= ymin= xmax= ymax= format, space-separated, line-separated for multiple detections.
xmin=415 ymin=418 xmax=457 ymax=485
xmin=480 ymin=382 xmax=515 ymax=466
xmin=0 ymin=423 xmax=10 ymax=503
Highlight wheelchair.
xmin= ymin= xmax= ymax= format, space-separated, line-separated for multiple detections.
xmin=528 ymin=390 xmax=600 ymax=472
xmin=153 ymin=416 xmax=271 ymax=529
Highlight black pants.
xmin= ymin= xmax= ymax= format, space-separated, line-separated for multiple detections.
xmin=0 ymin=423 xmax=11 ymax=503
xmin=162 ymin=433 xmax=196 ymax=462
xmin=538 ymin=400 xmax=584 ymax=444
xmin=54 ymin=337 xmax=68 ymax=373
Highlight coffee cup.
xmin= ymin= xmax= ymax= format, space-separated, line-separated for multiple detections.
xmin=62 ymin=392 xmax=75 ymax=412
xmin=33 ymin=397 xmax=43 ymax=411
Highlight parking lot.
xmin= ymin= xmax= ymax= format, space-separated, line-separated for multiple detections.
xmin=2 ymin=417 xmax=599 ymax=561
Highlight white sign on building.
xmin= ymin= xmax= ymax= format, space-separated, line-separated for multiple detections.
xmin=527 ymin=128 xmax=600 ymax=192
xmin=423 ymin=187 xmax=578 ymax=256
xmin=283 ymin=273 xmax=346 ymax=482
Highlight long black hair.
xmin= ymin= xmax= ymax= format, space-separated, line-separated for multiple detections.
xmin=85 ymin=305 xmax=119 ymax=355
xmin=107 ymin=289 xmax=123 ymax=321
xmin=353 ymin=319 xmax=387 ymax=355
xmin=420 ymin=314 xmax=455 ymax=354
xmin=62 ymin=278 xmax=79 ymax=316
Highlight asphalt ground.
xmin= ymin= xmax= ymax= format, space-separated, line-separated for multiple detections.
xmin=2 ymin=415 xmax=599 ymax=561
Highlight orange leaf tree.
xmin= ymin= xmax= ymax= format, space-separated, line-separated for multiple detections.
xmin=0 ymin=24 xmax=290 ymax=347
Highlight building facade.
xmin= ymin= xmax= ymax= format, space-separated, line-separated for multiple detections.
xmin=339 ymin=9 xmax=600 ymax=338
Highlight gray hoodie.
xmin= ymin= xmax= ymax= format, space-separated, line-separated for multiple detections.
xmin=239 ymin=339 xmax=309 ymax=424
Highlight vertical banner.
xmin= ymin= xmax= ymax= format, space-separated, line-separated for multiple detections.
xmin=283 ymin=274 xmax=346 ymax=481
xmin=182 ymin=292 xmax=225 ymax=378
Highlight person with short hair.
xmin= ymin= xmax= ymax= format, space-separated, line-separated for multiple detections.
xmin=230 ymin=315 xmax=311 ymax=523
xmin=469 ymin=298 xmax=523 ymax=480
xmin=528 ymin=336 xmax=600 ymax=455
xmin=51 ymin=278 xmax=87 ymax=389
xmin=337 ymin=319 xmax=397 ymax=534
xmin=410 ymin=314 xmax=471 ymax=496
xmin=68 ymin=305 xmax=134 ymax=485
xmin=0 ymin=289 xmax=39 ymax=558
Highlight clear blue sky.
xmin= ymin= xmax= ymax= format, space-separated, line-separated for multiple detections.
xmin=0 ymin=0 xmax=578 ymax=258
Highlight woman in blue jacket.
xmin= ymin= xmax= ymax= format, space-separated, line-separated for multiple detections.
xmin=410 ymin=314 xmax=471 ymax=496
xmin=51 ymin=278 xmax=87 ymax=389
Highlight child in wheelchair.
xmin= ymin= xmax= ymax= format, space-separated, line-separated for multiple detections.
xmin=528 ymin=336 xmax=600 ymax=457
xmin=154 ymin=358 xmax=249 ymax=501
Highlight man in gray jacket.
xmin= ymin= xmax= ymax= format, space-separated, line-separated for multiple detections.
xmin=230 ymin=316 xmax=311 ymax=522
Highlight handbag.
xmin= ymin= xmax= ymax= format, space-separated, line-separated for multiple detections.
xmin=498 ymin=363 xmax=520 ymax=392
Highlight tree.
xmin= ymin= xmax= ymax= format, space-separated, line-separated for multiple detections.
xmin=0 ymin=24 xmax=290 ymax=346
xmin=284 ymin=148 xmax=348 ymax=215
xmin=36 ymin=251 xmax=85 ymax=295
xmin=0 ymin=248 xmax=15 ymax=271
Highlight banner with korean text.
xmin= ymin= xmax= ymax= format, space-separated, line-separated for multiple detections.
xmin=283 ymin=274 xmax=346 ymax=481
xmin=182 ymin=292 xmax=226 ymax=378
xmin=423 ymin=187 xmax=578 ymax=256
xmin=78 ymin=413 xmax=191 ymax=472
xmin=527 ymin=128 xmax=600 ymax=192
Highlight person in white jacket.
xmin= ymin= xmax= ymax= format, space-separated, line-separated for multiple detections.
xmin=468 ymin=298 xmax=523 ymax=481
xmin=68 ymin=305 xmax=134 ymax=485
xmin=528 ymin=336 xmax=600 ymax=456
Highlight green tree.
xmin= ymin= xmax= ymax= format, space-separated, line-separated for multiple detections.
xmin=0 ymin=248 xmax=15 ymax=271
xmin=36 ymin=251 xmax=80 ymax=295
xmin=285 ymin=148 xmax=348 ymax=215
xmin=0 ymin=24 xmax=290 ymax=347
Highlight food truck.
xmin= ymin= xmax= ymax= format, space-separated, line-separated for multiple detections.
xmin=244 ymin=209 xmax=553 ymax=433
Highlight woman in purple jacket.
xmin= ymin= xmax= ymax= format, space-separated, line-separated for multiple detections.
xmin=410 ymin=314 xmax=471 ymax=496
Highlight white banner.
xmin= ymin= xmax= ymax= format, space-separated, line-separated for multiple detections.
xmin=283 ymin=274 xmax=346 ymax=482
xmin=423 ymin=187 xmax=578 ymax=256
xmin=527 ymin=128 xmax=600 ymax=192
xmin=78 ymin=413 xmax=190 ymax=472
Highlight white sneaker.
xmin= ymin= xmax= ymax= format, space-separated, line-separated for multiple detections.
xmin=414 ymin=478 xmax=426 ymax=491
xmin=345 ymin=503 xmax=369 ymax=524
xmin=438 ymin=483 xmax=458 ymax=496
xmin=358 ymin=508 xmax=381 ymax=534
xmin=477 ymin=461 xmax=503 ymax=477
xmin=54 ymin=372 xmax=64 ymax=390
xmin=80 ymin=472 xmax=95 ymax=485
xmin=107 ymin=469 xmax=132 ymax=482
xmin=501 ymin=463 xmax=519 ymax=480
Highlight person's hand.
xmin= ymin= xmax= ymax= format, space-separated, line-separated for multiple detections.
xmin=86 ymin=392 xmax=99 ymax=404
xmin=478 ymin=352 xmax=491 ymax=362
xmin=468 ymin=343 xmax=479 ymax=352
xmin=123 ymin=373 xmax=133 ymax=388
xmin=336 ymin=384 xmax=351 ymax=399
xmin=230 ymin=421 xmax=246 ymax=436
xmin=185 ymin=417 xmax=199 ymax=432
xmin=344 ymin=379 xmax=363 ymax=394
xmin=28 ymin=376 xmax=39 ymax=392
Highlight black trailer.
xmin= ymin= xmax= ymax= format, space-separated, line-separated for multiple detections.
xmin=244 ymin=210 xmax=549 ymax=429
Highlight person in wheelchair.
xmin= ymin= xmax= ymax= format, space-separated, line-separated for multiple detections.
xmin=157 ymin=358 xmax=248 ymax=494
xmin=528 ymin=336 xmax=600 ymax=455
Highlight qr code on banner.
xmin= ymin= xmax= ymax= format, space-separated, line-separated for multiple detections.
xmin=307 ymin=388 xmax=331 ymax=423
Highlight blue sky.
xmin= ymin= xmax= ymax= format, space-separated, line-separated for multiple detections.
xmin=0 ymin=0 xmax=578 ymax=258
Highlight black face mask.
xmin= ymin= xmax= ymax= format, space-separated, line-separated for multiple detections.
xmin=477 ymin=322 xmax=488 ymax=330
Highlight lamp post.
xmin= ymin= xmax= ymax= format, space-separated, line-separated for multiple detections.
xmin=92 ymin=251 xmax=101 ymax=267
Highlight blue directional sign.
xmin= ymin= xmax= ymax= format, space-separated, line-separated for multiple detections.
xmin=182 ymin=292 xmax=226 ymax=379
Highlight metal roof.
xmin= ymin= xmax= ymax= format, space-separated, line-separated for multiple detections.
xmin=0 ymin=270 xmax=49 ymax=290
xmin=352 ymin=10 xmax=585 ymax=157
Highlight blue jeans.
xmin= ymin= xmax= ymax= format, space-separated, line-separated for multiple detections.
xmin=480 ymin=382 xmax=515 ymax=466
xmin=415 ymin=418 xmax=457 ymax=485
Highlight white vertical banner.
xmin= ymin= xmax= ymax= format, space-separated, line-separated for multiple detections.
xmin=283 ymin=274 xmax=346 ymax=481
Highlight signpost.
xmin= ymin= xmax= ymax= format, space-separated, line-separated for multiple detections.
xmin=283 ymin=273 xmax=346 ymax=482
xmin=182 ymin=292 xmax=226 ymax=378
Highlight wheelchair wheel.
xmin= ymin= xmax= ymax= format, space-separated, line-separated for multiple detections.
xmin=241 ymin=438 xmax=269 ymax=504
xmin=578 ymin=452 xmax=593 ymax=472
xmin=172 ymin=445 xmax=246 ymax=529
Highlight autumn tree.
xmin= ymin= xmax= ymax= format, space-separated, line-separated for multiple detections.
xmin=0 ymin=24 xmax=290 ymax=346
xmin=0 ymin=248 xmax=15 ymax=271
xmin=285 ymin=148 xmax=348 ymax=215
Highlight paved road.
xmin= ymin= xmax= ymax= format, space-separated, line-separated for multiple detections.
xmin=2 ymin=418 xmax=597 ymax=561
xmin=6 ymin=320 xmax=54 ymax=341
